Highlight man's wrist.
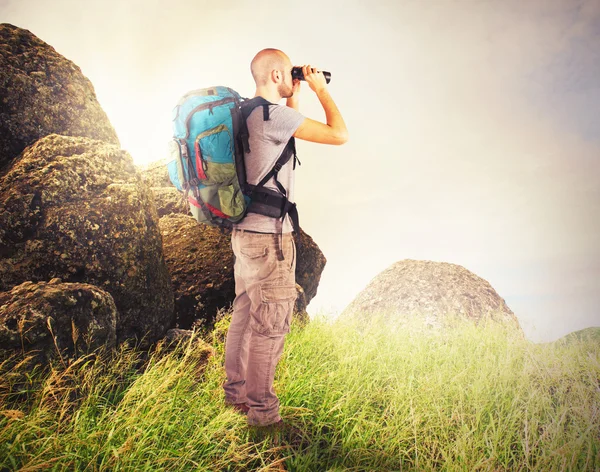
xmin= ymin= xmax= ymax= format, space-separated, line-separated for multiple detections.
xmin=315 ymin=87 xmax=329 ymax=98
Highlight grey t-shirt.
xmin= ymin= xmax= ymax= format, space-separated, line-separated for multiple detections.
xmin=234 ymin=102 xmax=305 ymax=233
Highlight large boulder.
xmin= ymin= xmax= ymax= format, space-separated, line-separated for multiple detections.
xmin=293 ymin=230 xmax=327 ymax=305
xmin=0 ymin=279 xmax=117 ymax=362
xmin=0 ymin=23 xmax=119 ymax=172
xmin=0 ymin=134 xmax=174 ymax=347
xmin=136 ymin=160 xmax=190 ymax=217
xmin=340 ymin=259 xmax=521 ymax=330
xmin=159 ymin=214 xmax=235 ymax=330
xmin=138 ymin=159 xmax=172 ymax=188
xmin=159 ymin=214 xmax=324 ymax=329
xmin=151 ymin=187 xmax=190 ymax=217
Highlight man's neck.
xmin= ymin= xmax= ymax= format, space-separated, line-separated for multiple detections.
xmin=254 ymin=87 xmax=282 ymax=104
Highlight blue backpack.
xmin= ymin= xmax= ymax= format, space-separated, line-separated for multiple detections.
xmin=168 ymin=86 xmax=300 ymax=231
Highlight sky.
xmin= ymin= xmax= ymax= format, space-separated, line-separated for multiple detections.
xmin=2 ymin=0 xmax=599 ymax=342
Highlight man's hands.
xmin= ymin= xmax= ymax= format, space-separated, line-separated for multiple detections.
xmin=288 ymin=61 xmax=348 ymax=145
xmin=292 ymin=78 xmax=301 ymax=96
xmin=300 ymin=64 xmax=327 ymax=94
xmin=286 ymin=78 xmax=301 ymax=110
xmin=287 ymin=64 xmax=326 ymax=110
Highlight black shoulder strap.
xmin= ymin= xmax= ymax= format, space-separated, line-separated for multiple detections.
xmin=239 ymin=96 xmax=273 ymax=154
xmin=240 ymin=97 xmax=298 ymax=195
xmin=253 ymin=138 xmax=296 ymax=196
xmin=241 ymin=96 xmax=272 ymax=121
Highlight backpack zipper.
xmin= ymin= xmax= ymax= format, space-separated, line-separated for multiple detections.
xmin=184 ymin=97 xmax=237 ymax=138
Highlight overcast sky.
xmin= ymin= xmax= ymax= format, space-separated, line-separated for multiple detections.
xmin=2 ymin=0 xmax=599 ymax=342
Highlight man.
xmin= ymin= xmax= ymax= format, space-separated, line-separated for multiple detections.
xmin=223 ymin=48 xmax=348 ymax=428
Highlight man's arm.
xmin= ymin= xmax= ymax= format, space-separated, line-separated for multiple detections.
xmin=293 ymin=65 xmax=348 ymax=146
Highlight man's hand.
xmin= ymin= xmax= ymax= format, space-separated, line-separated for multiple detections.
xmin=286 ymin=78 xmax=301 ymax=110
xmin=302 ymin=64 xmax=327 ymax=94
xmin=292 ymin=78 xmax=301 ymax=96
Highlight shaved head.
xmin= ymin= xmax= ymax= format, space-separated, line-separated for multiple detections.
xmin=250 ymin=48 xmax=291 ymax=86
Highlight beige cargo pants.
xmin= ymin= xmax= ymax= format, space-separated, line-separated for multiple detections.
xmin=223 ymin=229 xmax=297 ymax=426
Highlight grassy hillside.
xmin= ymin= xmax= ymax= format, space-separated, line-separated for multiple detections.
xmin=1 ymin=313 xmax=598 ymax=471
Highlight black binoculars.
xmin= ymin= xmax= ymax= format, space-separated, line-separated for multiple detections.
xmin=292 ymin=66 xmax=331 ymax=84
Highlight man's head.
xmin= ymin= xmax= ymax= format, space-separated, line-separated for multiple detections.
xmin=250 ymin=48 xmax=294 ymax=99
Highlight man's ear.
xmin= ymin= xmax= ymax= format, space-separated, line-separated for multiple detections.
xmin=271 ymin=69 xmax=280 ymax=83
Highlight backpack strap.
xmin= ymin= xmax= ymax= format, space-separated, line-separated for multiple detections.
xmin=238 ymin=97 xmax=303 ymax=251
xmin=253 ymin=138 xmax=296 ymax=196
xmin=240 ymin=96 xmax=298 ymax=200
xmin=239 ymin=96 xmax=272 ymax=153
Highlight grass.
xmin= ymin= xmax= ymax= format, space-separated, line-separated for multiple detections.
xmin=0 ymin=312 xmax=598 ymax=471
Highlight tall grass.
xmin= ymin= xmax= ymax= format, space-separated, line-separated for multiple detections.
xmin=0 ymin=313 xmax=598 ymax=471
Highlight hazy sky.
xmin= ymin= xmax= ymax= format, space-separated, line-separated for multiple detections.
xmin=2 ymin=0 xmax=599 ymax=342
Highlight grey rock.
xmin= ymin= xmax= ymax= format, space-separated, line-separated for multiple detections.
xmin=159 ymin=214 xmax=235 ymax=330
xmin=151 ymin=187 xmax=190 ymax=218
xmin=159 ymin=214 xmax=324 ymax=329
xmin=0 ymin=280 xmax=117 ymax=362
xmin=164 ymin=328 xmax=194 ymax=343
xmin=340 ymin=259 xmax=521 ymax=331
xmin=0 ymin=23 xmax=119 ymax=172
xmin=293 ymin=229 xmax=327 ymax=307
xmin=0 ymin=134 xmax=174 ymax=347
xmin=137 ymin=159 xmax=172 ymax=188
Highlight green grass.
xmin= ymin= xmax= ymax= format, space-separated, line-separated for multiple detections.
xmin=0 ymin=312 xmax=598 ymax=471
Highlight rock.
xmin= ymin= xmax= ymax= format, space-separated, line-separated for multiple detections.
xmin=138 ymin=159 xmax=172 ymax=188
xmin=554 ymin=327 xmax=600 ymax=346
xmin=340 ymin=259 xmax=521 ymax=331
xmin=0 ymin=134 xmax=174 ymax=347
xmin=159 ymin=214 xmax=234 ymax=329
xmin=164 ymin=328 xmax=195 ymax=344
xmin=293 ymin=283 xmax=310 ymax=327
xmin=0 ymin=23 xmax=119 ymax=172
xmin=151 ymin=187 xmax=190 ymax=217
xmin=136 ymin=160 xmax=191 ymax=217
xmin=159 ymin=214 xmax=325 ymax=329
xmin=294 ymin=229 xmax=327 ymax=304
xmin=0 ymin=280 xmax=117 ymax=362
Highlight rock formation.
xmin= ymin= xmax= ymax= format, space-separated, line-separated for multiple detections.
xmin=158 ymin=214 xmax=320 ymax=329
xmin=341 ymin=259 xmax=520 ymax=330
xmin=0 ymin=23 xmax=328 ymax=364
xmin=293 ymin=230 xmax=327 ymax=306
xmin=147 ymin=158 xmax=327 ymax=328
xmin=150 ymin=187 xmax=190 ymax=217
xmin=0 ymin=135 xmax=174 ymax=347
xmin=138 ymin=159 xmax=173 ymax=188
xmin=0 ymin=279 xmax=117 ymax=362
xmin=0 ymin=23 xmax=119 ymax=172
xmin=159 ymin=214 xmax=235 ymax=330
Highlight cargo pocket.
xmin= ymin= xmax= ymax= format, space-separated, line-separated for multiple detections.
xmin=240 ymin=245 xmax=268 ymax=259
xmin=251 ymin=284 xmax=297 ymax=335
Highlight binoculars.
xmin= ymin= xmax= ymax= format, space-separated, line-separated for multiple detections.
xmin=292 ymin=66 xmax=331 ymax=84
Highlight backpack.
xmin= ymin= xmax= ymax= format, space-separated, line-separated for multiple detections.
xmin=167 ymin=86 xmax=300 ymax=233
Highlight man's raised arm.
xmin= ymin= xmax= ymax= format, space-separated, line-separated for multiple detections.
xmin=293 ymin=64 xmax=348 ymax=146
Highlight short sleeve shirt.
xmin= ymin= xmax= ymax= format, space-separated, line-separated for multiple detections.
xmin=233 ymin=101 xmax=305 ymax=233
